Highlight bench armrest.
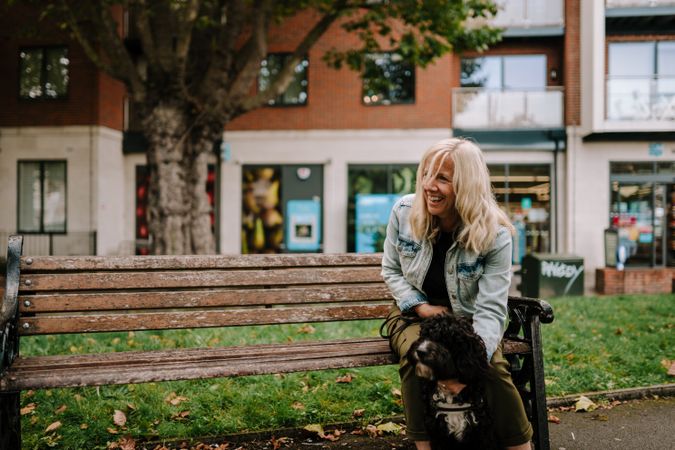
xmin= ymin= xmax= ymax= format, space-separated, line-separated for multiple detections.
xmin=507 ymin=295 xmax=554 ymax=324
xmin=1 ymin=236 xmax=23 ymax=375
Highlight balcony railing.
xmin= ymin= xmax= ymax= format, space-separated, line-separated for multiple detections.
xmin=491 ymin=0 xmax=565 ymax=29
xmin=606 ymin=0 xmax=675 ymax=8
xmin=606 ymin=76 xmax=675 ymax=121
xmin=0 ymin=232 xmax=97 ymax=256
xmin=452 ymin=87 xmax=564 ymax=130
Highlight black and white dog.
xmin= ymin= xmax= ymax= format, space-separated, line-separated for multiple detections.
xmin=407 ymin=313 xmax=497 ymax=450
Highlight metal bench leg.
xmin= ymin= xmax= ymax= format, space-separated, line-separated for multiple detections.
xmin=530 ymin=316 xmax=550 ymax=450
xmin=0 ymin=391 xmax=21 ymax=450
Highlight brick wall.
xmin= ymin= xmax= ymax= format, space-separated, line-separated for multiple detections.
xmin=565 ymin=0 xmax=581 ymax=126
xmin=596 ymin=267 xmax=675 ymax=295
xmin=227 ymin=10 xmax=568 ymax=131
xmin=0 ymin=5 xmax=124 ymax=130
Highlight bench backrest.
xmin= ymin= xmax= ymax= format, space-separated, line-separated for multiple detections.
xmin=15 ymin=254 xmax=394 ymax=336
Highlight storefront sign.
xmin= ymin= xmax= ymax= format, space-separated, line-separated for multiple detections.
xmin=355 ymin=194 xmax=400 ymax=253
xmin=604 ymin=228 xmax=618 ymax=268
xmin=286 ymin=199 xmax=321 ymax=252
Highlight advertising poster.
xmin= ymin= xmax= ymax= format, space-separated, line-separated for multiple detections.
xmin=286 ymin=199 xmax=321 ymax=252
xmin=355 ymin=194 xmax=401 ymax=253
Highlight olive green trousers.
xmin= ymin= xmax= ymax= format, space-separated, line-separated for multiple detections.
xmin=386 ymin=307 xmax=533 ymax=447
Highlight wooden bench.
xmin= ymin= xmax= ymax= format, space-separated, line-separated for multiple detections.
xmin=0 ymin=235 xmax=554 ymax=449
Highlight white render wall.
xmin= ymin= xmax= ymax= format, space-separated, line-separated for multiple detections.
xmin=220 ymin=129 xmax=558 ymax=254
xmin=0 ymin=126 xmax=123 ymax=255
xmin=568 ymin=135 xmax=675 ymax=280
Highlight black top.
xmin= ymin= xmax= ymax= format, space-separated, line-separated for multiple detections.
xmin=422 ymin=232 xmax=454 ymax=306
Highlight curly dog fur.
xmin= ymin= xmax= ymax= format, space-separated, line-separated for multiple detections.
xmin=407 ymin=313 xmax=498 ymax=450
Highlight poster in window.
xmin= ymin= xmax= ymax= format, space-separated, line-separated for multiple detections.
xmin=286 ymin=199 xmax=321 ymax=252
xmin=356 ymin=194 xmax=401 ymax=253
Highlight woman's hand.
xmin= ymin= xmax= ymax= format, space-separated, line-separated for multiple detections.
xmin=414 ymin=304 xmax=449 ymax=318
xmin=437 ymin=379 xmax=466 ymax=395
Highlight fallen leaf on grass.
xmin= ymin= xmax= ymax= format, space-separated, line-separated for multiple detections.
xmin=30 ymin=416 xmax=39 ymax=425
xmin=291 ymin=401 xmax=305 ymax=410
xmin=55 ymin=404 xmax=67 ymax=414
xmin=107 ymin=427 xmax=119 ymax=434
xmin=114 ymin=409 xmax=127 ymax=427
xmin=165 ymin=392 xmax=190 ymax=406
xmin=661 ymin=359 xmax=675 ymax=376
xmin=575 ymin=396 xmax=598 ymax=412
xmin=21 ymin=403 xmax=37 ymax=415
xmin=391 ymin=388 xmax=402 ymax=398
xmin=376 ymin=422 xmax=403 ymax=435
xmin=80 ymin=423 xmax=89 ymax=430
xmin=170 ymin=410 xmax=191 ymax=421
xmin=352 ymin=408 xmax=365 ymax=417
xmin=547 ymin=414 xmax=561 ymax=424
xmin=45 ymin=421 xmax=62 ymax=433
xmin=335 ymin=373 xmax=353 ymax=383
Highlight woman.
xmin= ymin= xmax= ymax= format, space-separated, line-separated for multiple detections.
xmin=381 ymin=138 xmax=532 ymax=450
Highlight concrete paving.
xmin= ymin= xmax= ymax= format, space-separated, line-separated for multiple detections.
xmin=548 ymin=396 xmax=675 ymax=450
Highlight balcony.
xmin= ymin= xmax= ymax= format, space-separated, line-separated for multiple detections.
xmin=605 ymin=0 xmax=675 ymax=32
xmin=452 ymin=88 xmax=564 ymax=130
xmin=606 ymin=76 xmax=675 ymax=122
xmin=490 ymin=0 xmax=565 ymax=36
xmin=0 ymin=232 xmax=97 ymax=256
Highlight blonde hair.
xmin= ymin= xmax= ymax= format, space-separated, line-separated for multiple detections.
xmin=410 ymin=138 xmax=515 ymax=254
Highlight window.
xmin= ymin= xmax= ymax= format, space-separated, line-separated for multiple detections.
xmin=461 ymin=55 xmax=547 ymax=89
xmin=18 ymin=161 xmax=67 ymax=233
xmin=348 ymin=164 xmax=417 ymax=252
xmin=362 ymin=52 xmax=415 ymax=105
xmin=19 ymin=47 xmax=69 ymax=99
xmin=488 ymin=163 xmax=551 ymax=262
xmin=607 ymin=40 xmax=675 ymax=120
xmin=259 ymin=53 xmax=308 ymax=106
xmin=609 ymin=161 xmax=675 ymax=267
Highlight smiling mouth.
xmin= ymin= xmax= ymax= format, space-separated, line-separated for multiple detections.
xmin=427 ymin=195 xmax=444 ymax=204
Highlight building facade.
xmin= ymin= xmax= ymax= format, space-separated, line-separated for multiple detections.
xmin=1 ymin=1 xmax=673 ymax=291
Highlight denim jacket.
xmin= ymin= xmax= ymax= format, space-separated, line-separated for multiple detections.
xmin=381 ymin=194 xmax=513 ymax=360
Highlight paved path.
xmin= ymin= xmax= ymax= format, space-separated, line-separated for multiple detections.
xmin=152 ymin=396 xmax=675 ymax=449
xmin=548 ymin=396 xmax=675 ymax=450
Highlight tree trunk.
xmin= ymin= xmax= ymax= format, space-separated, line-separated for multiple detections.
xmin=143 ymin=102 xmax=216 ymax=255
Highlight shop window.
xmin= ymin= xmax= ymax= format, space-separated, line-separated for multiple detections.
xmin=135 ymin=165 xmax=217 ymax=255
xmin=19 ymin=46 xmax=69 ymax=99
xmin=242 ymin=165 xmax=323 ymax=254
xmin=488 ymin=164 xmax=551 ymax=263
xmin=258 ymin=53 xmax=308 ymax=106
xmin=362 ymin=52 xmax=415 ymax=105
xmin=17 ymin=161 xmax=67 ymax=233
xmin=348 ymin=164 xmax=417 ymax=252
xmin=609 ymin=161 xmax=675 ymax=267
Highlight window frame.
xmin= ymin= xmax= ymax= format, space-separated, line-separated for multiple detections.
xmin=18 ymin=45 xmax=70 ymax=101
xmin=16 ymin=160 xmax=68 ymax=234
xmin=460 ymin=54 xmax=548 ymax=90
xmin=362 ymin=52 xmax=416 ymax=106
xmin=258 ymin=52 xmax=309 ymax=107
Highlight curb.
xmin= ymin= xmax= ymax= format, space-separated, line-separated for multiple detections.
xmin=546 ymin=383 xmax=675 ymax=408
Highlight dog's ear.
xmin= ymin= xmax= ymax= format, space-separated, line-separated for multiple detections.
xmin=451 ymin=319 xmax=490 ymax=383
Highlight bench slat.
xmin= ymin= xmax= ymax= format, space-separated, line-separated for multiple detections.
xmin=19 ymin=267 xmax=383 ymax=292
xmin=19 ymin=285 xmax=393 ymax=313
xmin=20 ymin=254 xmax=384 ymax=272
xmin=3 ymin=338 xmax=530 ymax=391
xmin=20 ymin=304 xmax=393 ymax=335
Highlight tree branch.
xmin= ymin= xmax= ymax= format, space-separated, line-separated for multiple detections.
xmin=238 ymin=1 xmax=347 ymax=114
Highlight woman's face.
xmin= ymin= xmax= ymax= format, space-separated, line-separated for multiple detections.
xmin=423 ymin=154 xmax=456 ymax=219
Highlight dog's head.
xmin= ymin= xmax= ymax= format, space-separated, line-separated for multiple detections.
xmin=407 ymin=314 xmax=489 ymax=384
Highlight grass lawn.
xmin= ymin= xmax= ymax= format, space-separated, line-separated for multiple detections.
xmin=17 ymin=293 xmax=674 ymax=449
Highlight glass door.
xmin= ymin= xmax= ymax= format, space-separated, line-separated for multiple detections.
xmin=610 ymin=181 xmax=671 ymax=267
